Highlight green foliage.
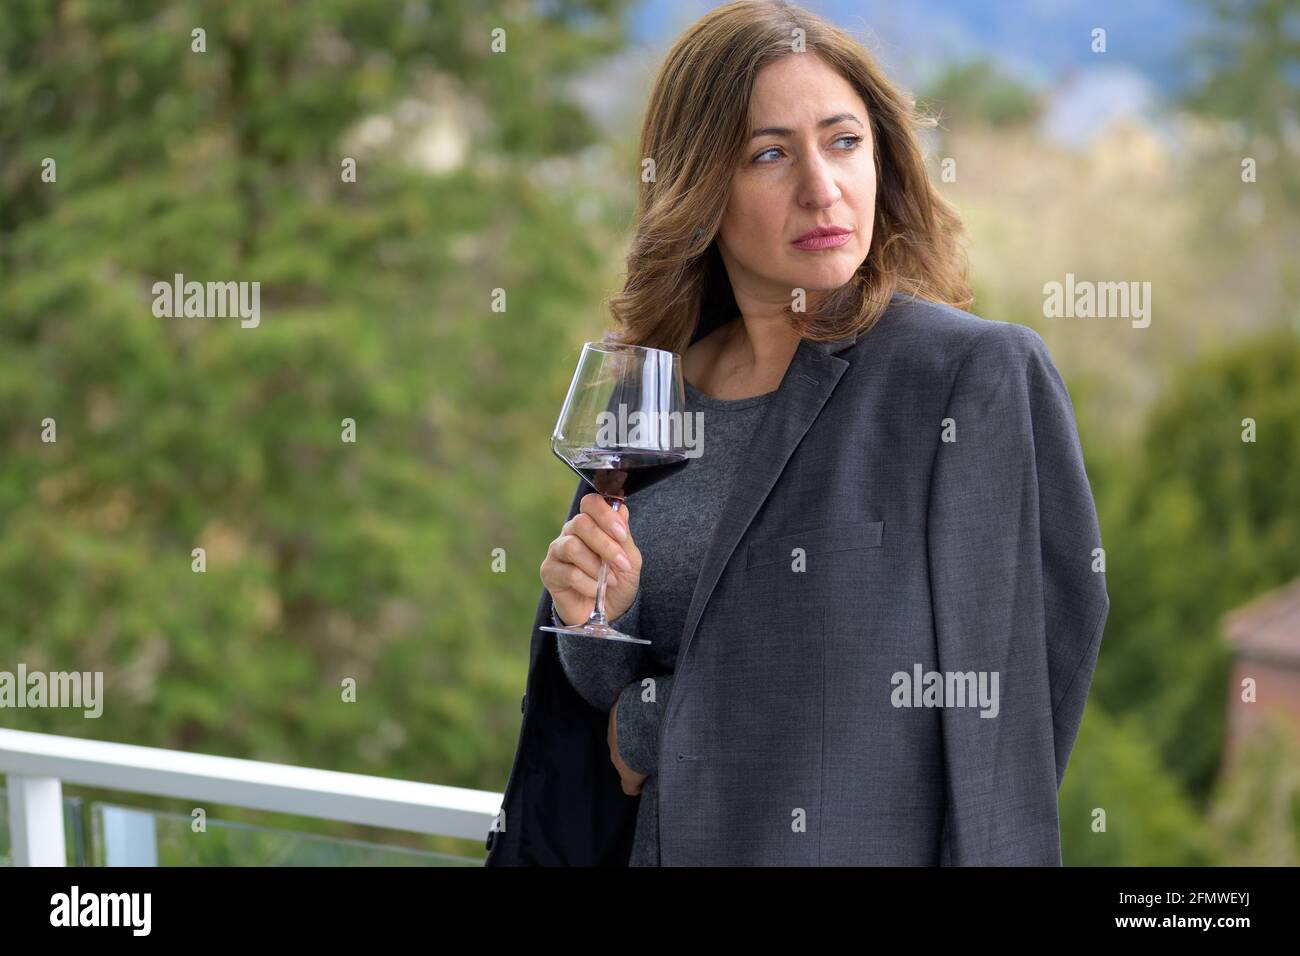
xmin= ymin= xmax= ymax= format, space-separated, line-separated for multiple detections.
xmin=1061 ymin=706 xmax=1215 ymax=866
xmin=1088 ymin=329 xmax=1300 ymax=801
xmin=1182 ymin=0 xmax=1300 ymax=209
xmin=919 ymin=57 xmax=1040 ymax=130
xmin=0 ymin=0 xmax=631 ymax=797
xmin=1205 ymin=712 xmax=1300 ymax=865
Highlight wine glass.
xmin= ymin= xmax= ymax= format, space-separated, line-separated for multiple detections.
xmin=538 ymin=341 xmax=691 ymax=644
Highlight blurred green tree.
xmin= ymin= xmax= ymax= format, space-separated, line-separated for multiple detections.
xmin=918 ymin=57 xmax=1039 ymax=131
xmin=0 ymin=0 xmax=632 ymax=804
xmin=1183 ymin=0 xmax=1300 ymax=209
xmin=1060 ymin=706 xmax=1215 ymax=866
xmin=1087 ymin=329 xmax=1300 ymax=803
xmin=1180 ymin=0 xmax=1300 ymax=315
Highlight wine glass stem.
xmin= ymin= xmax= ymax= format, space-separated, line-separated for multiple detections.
xmin=589 ymin=496 xmax=624 ymax=625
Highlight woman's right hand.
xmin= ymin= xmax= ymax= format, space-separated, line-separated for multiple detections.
xmin=541 ymin=493 xmax=642 ymax=627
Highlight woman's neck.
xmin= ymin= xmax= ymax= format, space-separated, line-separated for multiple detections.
xmin=684 ymin=314 xmax=801 ymax=400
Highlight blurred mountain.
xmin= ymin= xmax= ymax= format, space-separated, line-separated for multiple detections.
xmin=577 ymin=0 xmax=1211 ymax=149
xmin=627 ymin=0 xmax=1207 ymax=94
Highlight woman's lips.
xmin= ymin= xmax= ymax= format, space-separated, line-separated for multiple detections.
xmin=791 ymin=232 xmax=852 ymax=251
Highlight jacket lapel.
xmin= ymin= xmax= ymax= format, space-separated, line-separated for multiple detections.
xmin=675 ymin=332 xmax=859 ymax=670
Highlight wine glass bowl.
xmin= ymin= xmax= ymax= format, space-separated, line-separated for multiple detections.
xmin=539 ymin=342 xmax=692 ymax=643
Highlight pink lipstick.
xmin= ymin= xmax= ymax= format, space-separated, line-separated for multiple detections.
xmin=792 ymin=226 xmax=852 ymax=251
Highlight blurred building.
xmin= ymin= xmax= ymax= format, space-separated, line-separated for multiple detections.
xmin=1221 ymin=577 xmax=1300 ymax=768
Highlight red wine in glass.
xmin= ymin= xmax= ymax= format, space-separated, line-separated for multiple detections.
xmin=539 ymin=342 xmax=692 ymax=643
xmin=565 ymin=447 xmax=690 ymax=500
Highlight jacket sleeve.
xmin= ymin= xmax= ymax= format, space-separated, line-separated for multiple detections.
xmin=483 ymin=477 xmax=643 ymax=866
xmin=927 ymin=323 xmax=1109 ymax=866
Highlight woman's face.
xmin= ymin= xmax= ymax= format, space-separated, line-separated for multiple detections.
xmin=716 ymin=53 xmax=876 ymax=311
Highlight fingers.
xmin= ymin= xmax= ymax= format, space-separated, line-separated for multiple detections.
xmin=581 ymin=493 xmax=630 ymax=545
xmin=553 ymin=533 xmax=604 ymax=581
xmin=541 ymin=494 xmax=637 ymax=605
xmin=558 ymin=498 xmax=632 ymax=574
xmin=541 ymin=555 xmax=600 ymax=598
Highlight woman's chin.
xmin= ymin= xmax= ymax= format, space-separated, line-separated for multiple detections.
xmin=787 ymin=264 xmax=860 ymax=294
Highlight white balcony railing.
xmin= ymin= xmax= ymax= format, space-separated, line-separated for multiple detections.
xmin=0 ymin=728 xmax=501 ymax=866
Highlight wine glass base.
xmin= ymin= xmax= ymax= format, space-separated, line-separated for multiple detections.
xmin=539 ymin=623 xmax=651 ymax=645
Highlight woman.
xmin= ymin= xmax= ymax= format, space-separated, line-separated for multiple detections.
xmin=485 ymin=0 xmax=1108 ymax=866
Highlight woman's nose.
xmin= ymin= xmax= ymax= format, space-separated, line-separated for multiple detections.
xmin=799 ymin=154 xmax=842 ymax=208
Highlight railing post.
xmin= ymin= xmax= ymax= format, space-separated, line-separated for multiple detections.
xmin=6 ymin=774 xmax=67 ymax=866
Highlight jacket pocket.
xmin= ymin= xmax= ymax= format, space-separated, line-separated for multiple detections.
xmin=746 ymin=520 xmax=884 ymax=570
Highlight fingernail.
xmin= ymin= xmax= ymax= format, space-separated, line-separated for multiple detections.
xmin=613 ymin=522 xmax=627 ymax=541
xmin=616 ymin=552 xmax=632 ymax=571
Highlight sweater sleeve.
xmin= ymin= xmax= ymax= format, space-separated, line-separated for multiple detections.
xmin=553 ymin=587 xmax=647 ymax=713
xmin=614 ymin=673 xmax=675 ymax=776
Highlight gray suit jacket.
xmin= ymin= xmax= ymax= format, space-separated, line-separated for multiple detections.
xmin=485 ymin=292 xmax=1109 ymax=866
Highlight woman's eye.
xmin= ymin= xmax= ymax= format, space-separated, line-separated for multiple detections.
xmin=751 ymin=135 xmax=863 ymax=165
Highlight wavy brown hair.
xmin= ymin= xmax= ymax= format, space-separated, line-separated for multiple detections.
xmin=604 ymin=0 xmax=974 ymax=354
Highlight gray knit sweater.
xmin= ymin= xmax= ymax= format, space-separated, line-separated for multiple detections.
xmin=552 ymin=378 xmax=776 ymax=866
